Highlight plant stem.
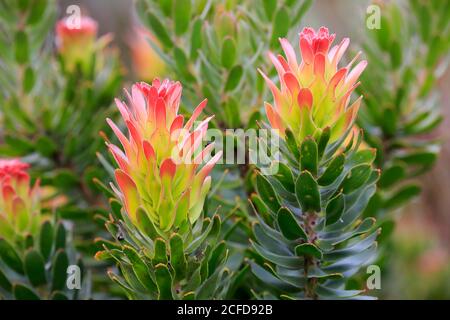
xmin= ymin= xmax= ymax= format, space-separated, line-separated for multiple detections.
xmin=303 ymin=210 xmax=318 ymax=299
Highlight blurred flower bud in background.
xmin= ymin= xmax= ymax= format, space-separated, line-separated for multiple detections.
xmin=214 ymin=6 xmax=237 ymax=41
xmin=56 ymin=15 xmax=98 ymax=72
xmin=128 ymin=27 xmax=166 ymax=82
xmin=0 ymin=159 xmax=41 ymax=244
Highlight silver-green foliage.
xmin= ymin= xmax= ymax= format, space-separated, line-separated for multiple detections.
xmin=250 ymin=128 xmax=380 ymax=299
xmin=96 ymin=198 xmax=231 ymax=300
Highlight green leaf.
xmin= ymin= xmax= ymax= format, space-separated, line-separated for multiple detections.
xmin=183 ymin=291 xmax=195 ymax=300
xmin=169 ymin=233 xmax=186 ymax=281
xmin=221 ymin=36 xmax=236 ymax=69
xmin=185 ymin=218 xmax=215 ymax=254
xmin=51 ymin=291 xmax=69 ymax=300
xmin=270 ymin=7 xmax=290 ymax=48
xmin=118 ymin=262 xmax=148 ymax=293
xmin=295 ymin=243 xmax=322 ymax=259
xmin=13 ymin=284 xmax=40 ymax=300
xmin=250 ymin=261 xmax=297 ymax=291
xmin=273 ymin=162 xmax=295 ymax=191
xmin=296 ymin=171 xmax=321 ymax=212
xmin=207 ymin=215 xmax=222 ymax=243
xmin=317 ymin=127 xmax=330 ymax=159
xmin=341 ymin=164 xmax=372 ymax=194
xmin=26 ymin=0 xmax=47 ymax=25
xmin=417 ymin=5 xmax=431 ymax=41
xmin=173 ymin=0 xmax=191 ymax=35
xmin=316 ymin=285 xmax=363 ymax=299
xmin=379 ymin=164 xmax=405 ymax=189
xmin=24 ymin=249 xmax=47 ymax=287
xmin=14 ymin=31 xmax=29 ymax=64
xmin=153 ymin=238 xmax=167 ymax=265
xmin=256 ymin=174 xmax=281 ymax=213
xmin=4 ymin=135 xmax=35 ymax=154
xmin=426 ymin=36 xmax=441 ymax=68
xmin=0 ymin=267 xmax=12 ymax=292
xmin=184 ymin=267 xmax=201 ymax=294
xmin=325 ymin=193 xmax=345 ymax=226
xmin=285 ymin=129 xmax=300 ymax=160
xmin=155 ymin=264 xmax=173 ymax=299
xmin=190 ymin=18 xmax=202 ymax=59
xmin=54 ymin=222 xmax=66 ymax=250
xmin=57 ymin=206 xmax=89 ymax=221
xmin=262 ymin=0 xmax=277 ymax=20
xmin=226 ymin=264 xmax=250 ymax=299
xmin=300 ymin=137 xmax=318 ymax=176
xmin=378 ymin=220 xmax=395 ymax=243
xmin=136 ymin=207 xmax=159 ymax=239
xmin=252 ymin=240 xmax=304 ymax=268
xmin=374 ymin=16 xmax=390 ymax=50
xmin=398 ymin=151 xmax=437 ymax=166
xmin=122 ymin=246 xmax=157 ymax=293
xmin=160 ymin=0 xmax=172 ymax=16
xmin=53 ymin=169 xmax=79 ymax=189
xmin=224 ymin=96 xmax=241 ymax=127
xmin=350 ymin=149 xmax=376 ymax=166
xmin=36 ymin=136 xmax=57 ymax=157
xmin=208 ymin=241 xmax=227 ymax=276
xmin=383 ymin=184 xmax=421 ymax=210
xmin=146 ymin=12 xmax=173 ymax=48
xmin=247 ymin=110 xmax=261 ymax=130
xmin=318 ymin=154 xmax=344 ymax=186
xmin=52 ymin=249 xmax=69 ymax=291
xmin=0 ymin=238 xmax=24 ymax=274
xmin=23 ymin=66 xmax=35 ymax=93
xmin=109 ymin=199 xmax=123 ymax=220
xmin=196 ymin=266 xmax=224 ymax=299
xmin=224 ymin=65 xmax=243 ymax=92
xmin=389 ymin=40 xmax=402 ymax=69
xmin=291 ymin=0 xmax=313 ymax=26
xmin=251 ymin=194 xmax=271 ymax=222
xmin=277 ymin=207 xmax=307 ymax=240
xmin=173 ymin=46 xmax=189 ymax=74
xmin=382 ymin=108 xmax=397 ymax=137
xmin=17 ymin=0 xmax=29 ymax=11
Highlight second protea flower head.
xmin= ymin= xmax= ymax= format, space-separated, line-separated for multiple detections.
xmin=56 ymin=16 xmax=99 ymax=72
xmin=260 ymin=27 xmax=367 ymax=144
xmin=0 ymin=159 xmax=40 ymax=243
xmin=106 ymin=79 xmax=221 ymax=233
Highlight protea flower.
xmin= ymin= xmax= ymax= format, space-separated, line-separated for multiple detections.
xmin=0 ymin=159 xmax=40 ymax=243
xmin=260 ymin=27 xmax=367 ymax=143
xmin=55 ymin=16 xmax=98 ymax=71
xmin=106 ymin=79 xmax=221 ymax=233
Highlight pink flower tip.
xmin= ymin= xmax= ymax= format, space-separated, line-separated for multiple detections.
xmin=300 ymin=26 xmax=336 ymax=55
xmin=0 ymin=159 xmax=29 ymax=180
xmin=56 ymin=16 xmax=98 ymax=38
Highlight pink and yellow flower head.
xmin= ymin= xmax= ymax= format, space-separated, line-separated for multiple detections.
xmin=260 ymin=26 xmax=367 ymax=144
xmin=56 ymin=16 xmax=98 ymax=71
xmin=0 ymin=159 xmax=40 ymax=243
xmin=106 ymin=79 xmax=221 ymax=233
